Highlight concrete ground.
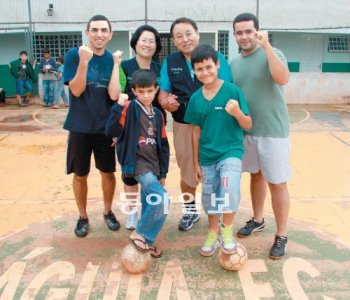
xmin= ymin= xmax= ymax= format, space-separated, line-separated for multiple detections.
xmin=0 ymin=103 xmax=349 ymax=299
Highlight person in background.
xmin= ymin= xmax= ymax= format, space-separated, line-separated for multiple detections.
xmin=52 ymin=56 xmax=69 ymax=109
xmin=40 ymin=48 xmax=57 ymax=107
xmin=9 ymin=50 xmax=37 ymax=107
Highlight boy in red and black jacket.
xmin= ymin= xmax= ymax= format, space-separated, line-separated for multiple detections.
xmin=105 ymin=69 xmax=169 ymax=258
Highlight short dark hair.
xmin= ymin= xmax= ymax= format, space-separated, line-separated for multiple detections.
xmin=132 ymin=69 xmax=157 ymax=88
xmin=20 ymin=50 xmax=28 ymax=56
xmin=42 ymin=48 xmax=50 ymax=54
xmin=170 ymin=17 xmax=198 ymax=37
xmin=130 ymin=24 xmax=162 ymax=56
xmin=57 ymin=56 xmax=64 ymax=64
xmin=191 ymin=44 xmax=218 ymax=67
xmin=233 ymin=13 xmax=259 ymax=31
xmin=87 ymin=15 xmax=111 ymax=32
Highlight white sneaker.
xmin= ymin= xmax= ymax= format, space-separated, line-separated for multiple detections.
xmin=125 ymin=211 xmax=139 ymax=230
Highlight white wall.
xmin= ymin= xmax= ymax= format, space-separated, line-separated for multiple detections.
xmin=285 ymin=73 xmax=350 ymax=104
xmin=271 ymin=32 xmax=301 ymax=62
xmin=2 ymin=0 xmax=349 ymax=32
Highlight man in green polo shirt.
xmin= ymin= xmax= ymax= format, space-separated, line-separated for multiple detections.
xmin=230 ymin=13 xmax=291 ymax=259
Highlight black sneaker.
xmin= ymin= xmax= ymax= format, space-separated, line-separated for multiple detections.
xmin=104 ymin=211 xmax=120 ymax=231
xmin=75 ymin=217 xmax=89 ymax=238
xmin=237 ymin=218 xmax=265 ymax=237
xmin=269 ymin=235 xmax=288 ymax=259
xmin=178 ymin=212 xmax=200 ymax=231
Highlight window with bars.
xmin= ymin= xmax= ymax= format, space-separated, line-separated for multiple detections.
xmin=328 ymin=36 xmax=349 ymax=53
xmin=218 ymin=31 xmax=229 ymax=60
xmin=153 ymin=33 xmax=177 ymax=63
xmin=34 ymin=33 xmax=82 ymax=60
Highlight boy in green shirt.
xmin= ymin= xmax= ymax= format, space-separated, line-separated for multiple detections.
xmin=184 ymin=45 xmax=252 ymax=256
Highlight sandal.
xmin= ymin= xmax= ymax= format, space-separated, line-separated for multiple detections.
xmin=149 ymin=245 xmax=162 ymax=258
xmin=129 ymin=234 xmax=149 ymax=253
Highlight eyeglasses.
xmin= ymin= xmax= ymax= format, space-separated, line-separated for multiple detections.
xmin=139 ymin=39 xmax=156 ymax=45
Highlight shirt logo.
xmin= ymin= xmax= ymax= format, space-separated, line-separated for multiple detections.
xmin=139 ymin=136 xmax=156 ymax=147
xmin=170 ymin=67 xmax=183 ymax=75
xmin=148 ymin=127 xmax=154 ymax=136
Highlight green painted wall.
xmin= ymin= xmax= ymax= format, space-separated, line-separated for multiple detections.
xmin=288 ymin=62 xmax=300 ymax=72
xmin=0 ymin=65 xmax=16 ymax=96
xmin=0 ymin=65 xmax=40 ymax=97
xmin=322 ymin=63 xmax=350 ymax=72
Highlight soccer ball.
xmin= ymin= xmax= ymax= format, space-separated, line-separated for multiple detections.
xmin=218 ymin=242 xmax=248 ymax=271
xmin=121 ymin=244 xmax=152 ymax=274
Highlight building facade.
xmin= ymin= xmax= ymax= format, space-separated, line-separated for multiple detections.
xmin=1 ymin=0 xmax=349 ymax=103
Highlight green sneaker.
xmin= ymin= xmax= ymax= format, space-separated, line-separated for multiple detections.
xmin=200 ymin=231 xmax=222 ymax=257
xmin=221 ymin=225 xmax=237 ymax=254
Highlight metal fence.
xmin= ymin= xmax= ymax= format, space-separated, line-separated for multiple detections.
xmin=1 ymin=0 xmax=349 ymax=98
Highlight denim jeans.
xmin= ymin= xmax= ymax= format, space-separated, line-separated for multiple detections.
xmin=16 ymin=79 xmax=32 ymax=95
xmin=134 ymin=172 xmax=169 ymax=245
xmin=42 ymin=80 xmax=55 ymax=105
xmin=54 ymin=82 xmax=68 ymax=106
xmin=201 ymin=157 xmax=242 ymax=215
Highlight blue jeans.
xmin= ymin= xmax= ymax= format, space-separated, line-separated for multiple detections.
xmin=16 ymin=79 xmax=32 ymax=95
xmin=135 ymin=172 xmax=169 ymax=245
xmin=42 ymin=80 xmax=55 ymax=105
xmin=54 ymin=82 xmax=68 ymax=106
xmin=201 ymin=157 xmax=242 ymax=215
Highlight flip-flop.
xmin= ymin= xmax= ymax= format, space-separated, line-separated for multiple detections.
xmin=129 ymin=236 xmax=149 ymax=253
xmin=149 ymin=245 xmax=162 ymax=258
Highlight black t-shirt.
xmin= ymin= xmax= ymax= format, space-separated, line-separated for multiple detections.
xmin=135 ymin=102 xmax=160 ymax=177
xmin=63 ymin=48 xmax=114 ymax=134
xmin=18 ymin=62 xmax=28 ymax=80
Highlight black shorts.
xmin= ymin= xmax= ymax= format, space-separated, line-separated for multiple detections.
xmin=121 ymin=173 xmax=138 ymax=186
xmin=66 ymin=132 xmax=115 ymax=176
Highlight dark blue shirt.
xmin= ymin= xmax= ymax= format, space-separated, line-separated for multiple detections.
xmin=63 ymin=48 xmax=115 ymax=134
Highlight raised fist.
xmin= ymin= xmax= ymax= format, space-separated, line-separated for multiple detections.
xmin=225 ymin=99 xmax=240 ymax=117
xmin=112 ymin=50 xmax=123 ymax=66
xmin=118 ymin=93 xmax=129 ymax=106
xmin=256 ymin=30 xmax=270 ymax=48
xmin=79 ymin=45 xmax=93 ymax=63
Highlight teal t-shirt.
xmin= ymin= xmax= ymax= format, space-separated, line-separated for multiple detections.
xmin=184 ymin=81 xmax=249 ymax=166
xmin=230 ymin=47 xmax=289 ymax=138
